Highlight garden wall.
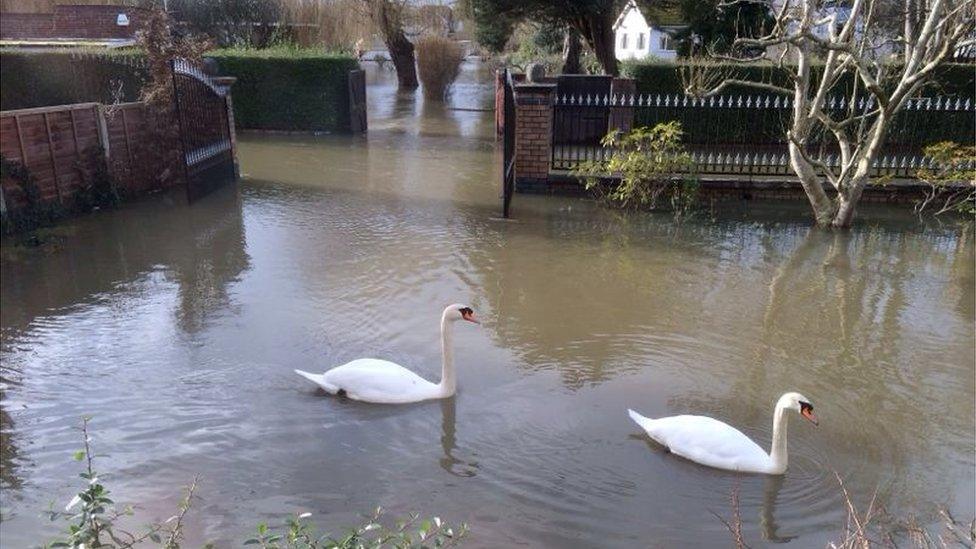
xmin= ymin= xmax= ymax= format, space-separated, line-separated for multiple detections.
xmin=206 ymin=49 xmax=361 ymax=132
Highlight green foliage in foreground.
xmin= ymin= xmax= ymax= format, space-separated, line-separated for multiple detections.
xmin=573 ymin=122 xmax=699 ymax=215
xmin=244 ymin=510 xmax=467 ymax=548
xmin=45 ymin=417 xmax=467 ymax=548
xmin=206 ymin=48 xmax=360 ymax=132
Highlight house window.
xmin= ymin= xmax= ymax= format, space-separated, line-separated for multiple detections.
xmin=621 ymin=33 xmax=628 ymax=49
xmin=659 ymin=34 xmax=675 ymax=51
xmin=637 ymin=33 xmax=646 ymax=50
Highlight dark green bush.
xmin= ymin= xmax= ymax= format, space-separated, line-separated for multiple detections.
xmin=0 ymin=49 xmax=147 ymax=110
xmin=625 ymin=61 xmax=976 ymax=98
xmin=206 ymin=47 xmax=360 ymax=132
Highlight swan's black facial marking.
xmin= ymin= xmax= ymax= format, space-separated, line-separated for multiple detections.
xmin=458 ymin=307 xmax=479 ymax=324
xmin=799 ymin=401 xmax=818 ymax=425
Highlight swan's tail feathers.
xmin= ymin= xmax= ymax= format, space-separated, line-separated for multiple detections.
xmin=294 ymin=369 xmax=337 ymax=393
xmin=628 ymin=408 xmax=655 ymax=431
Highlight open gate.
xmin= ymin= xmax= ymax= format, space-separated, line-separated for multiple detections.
xmin=171 ymin=58 xmax=237 ymax=202
xmin=501 ymin=69 xmax=515 ymax=218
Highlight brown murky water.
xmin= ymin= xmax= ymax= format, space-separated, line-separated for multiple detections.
xmin=1 ymin=63 xmax=974 ymax=547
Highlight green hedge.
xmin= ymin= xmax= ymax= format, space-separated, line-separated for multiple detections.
xmin=0 ymin=49 xmax=146 ymax=110
xmin=206 ymin=48 xmax=360 ymax=132
xmin=624 ymin=61 xmax=976 ymax=98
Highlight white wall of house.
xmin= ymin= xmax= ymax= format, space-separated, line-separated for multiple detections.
xmin=613 ymin=3 xmax=680 ymax=61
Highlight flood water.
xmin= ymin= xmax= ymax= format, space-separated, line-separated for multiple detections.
xmin=1 ymin=63 xmax=974 ymax=547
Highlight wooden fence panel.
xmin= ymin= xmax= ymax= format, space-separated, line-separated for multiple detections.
xmin=0 ymin=101 xmax=181 ymax=212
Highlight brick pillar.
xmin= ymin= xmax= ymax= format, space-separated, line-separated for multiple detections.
xmin=514 ymin=83 xmax=556 ymax=192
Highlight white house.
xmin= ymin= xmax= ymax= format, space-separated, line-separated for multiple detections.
xmin=613 ymin=0 xmax=686 ymax=61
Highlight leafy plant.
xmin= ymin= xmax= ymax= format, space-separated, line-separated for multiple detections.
xmin=45 ymin=417 xmax=197 ymax=549
xmin=74 ymin=145 xmax=121 ymax=213
xmin=573 ymin=122 xmax=698 ymax=214
xmin=915 ymin=141 xmax=976 ymax=217
xmin=0 ymin=157 xmax=57 ymax=237
xmin=244 ymin=508 xmax=467 ymax=548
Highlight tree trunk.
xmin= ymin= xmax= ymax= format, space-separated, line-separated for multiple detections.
xmin=788 ymin=142 xmax=837 ymax=225
xmin=562 ymin=28 xmax=583 ymax=74
xmin=368 ymin=0 xmax=418 ymax=91
xmin=573 ymin=13 xmax=619 ymax=76
xmin=386 ymin=31 xmax=418 ymax=90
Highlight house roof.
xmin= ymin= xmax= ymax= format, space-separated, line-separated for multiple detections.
xmin=613 ymin=0 xmax=686 ymax=31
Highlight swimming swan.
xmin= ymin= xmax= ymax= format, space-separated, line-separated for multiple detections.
xmin=628 ymin=392 xmax=818 ymax=474
xmin=294 ymin=304 xmax=479 ymax=404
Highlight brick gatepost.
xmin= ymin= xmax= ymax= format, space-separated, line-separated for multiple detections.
xmin=514 ymin=83 xmax=556 ymax=192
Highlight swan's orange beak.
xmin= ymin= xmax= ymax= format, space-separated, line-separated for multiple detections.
xmin=461 ymin=310 xmax=479 ymax=324
xmin=801 ymin=407 xmax=818 ymax=426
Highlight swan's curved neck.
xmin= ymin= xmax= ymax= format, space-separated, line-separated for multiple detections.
xmin=438 ymin=313 xmax=456 ymax=396
xmin=768 ymin=401 xmax=790 ymax=473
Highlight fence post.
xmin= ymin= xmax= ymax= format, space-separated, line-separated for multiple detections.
xmin=514 ymin=82 xmax=556 ymax=192
xmin=95 ymin=104 xmax=111 ymax=161
xmin=213 ymin=76 xmax=239 ymax=178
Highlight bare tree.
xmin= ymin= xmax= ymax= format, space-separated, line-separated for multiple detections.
xmin=365 ymin=0 xmax=419 ymax=90
xmin=685 ymin=0 xmax=974 ymax=227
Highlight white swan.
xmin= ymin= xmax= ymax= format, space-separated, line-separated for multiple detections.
xmin=628 ymin=392 xmax=818 ymax=474
xmin=294 ymin=304 xmax=479 ymax=404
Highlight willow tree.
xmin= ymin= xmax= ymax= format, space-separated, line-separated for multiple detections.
xmin=365 ymin=0 xmax=418 ymax=90
xmin=685 ymin=0 xmax=974 ymax=227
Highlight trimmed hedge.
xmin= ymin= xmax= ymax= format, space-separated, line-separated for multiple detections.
xmin=625 ymin=61 xmax=976 ymax=98
xmin=0 ymin=49 xmax=146 ymax=110
xmin=206 ymin=48 xmax=360 ymax=132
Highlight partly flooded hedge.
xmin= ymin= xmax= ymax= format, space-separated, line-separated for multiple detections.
xmin=0 ymin=47 xmax=360 ymax=133
xmin=207 ymin=48 xmax=361 ymax=132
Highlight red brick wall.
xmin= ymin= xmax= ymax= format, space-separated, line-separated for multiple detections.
xmin=0 ymin=5 xmax=145 ymax=40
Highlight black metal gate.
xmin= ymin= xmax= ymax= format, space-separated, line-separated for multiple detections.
xmin=171 ymin=58 xmax=237 ymax=202
xmin=501 ymin=69 xmax=516 ymax=218
xmin=551 ymin=75 xmax=613 ymax=170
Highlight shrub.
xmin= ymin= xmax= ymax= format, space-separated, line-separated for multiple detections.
xmin=207 ymin=47 xmax=360 ymax=131
xmin=415 ymin=36 xmax=465 ymax=100
xmin=915 ymin=141 xmax=976 ymax=216
xmin=0 ymin=49 xmax=146 ymax=110
xmin=573 ymin=122 xmax=698 ymax=214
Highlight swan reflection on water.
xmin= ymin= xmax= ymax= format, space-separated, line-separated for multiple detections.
xmin=439 ymin=397 xmax=479 ymax=478
xmin=760 ymin=475 xmax=795 ymax=543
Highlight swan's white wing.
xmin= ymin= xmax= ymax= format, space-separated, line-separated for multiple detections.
xmin=321 ymin=359 xmax=441 ymax=403
xmin=640 ymin=414 xmax=772 ymax=473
